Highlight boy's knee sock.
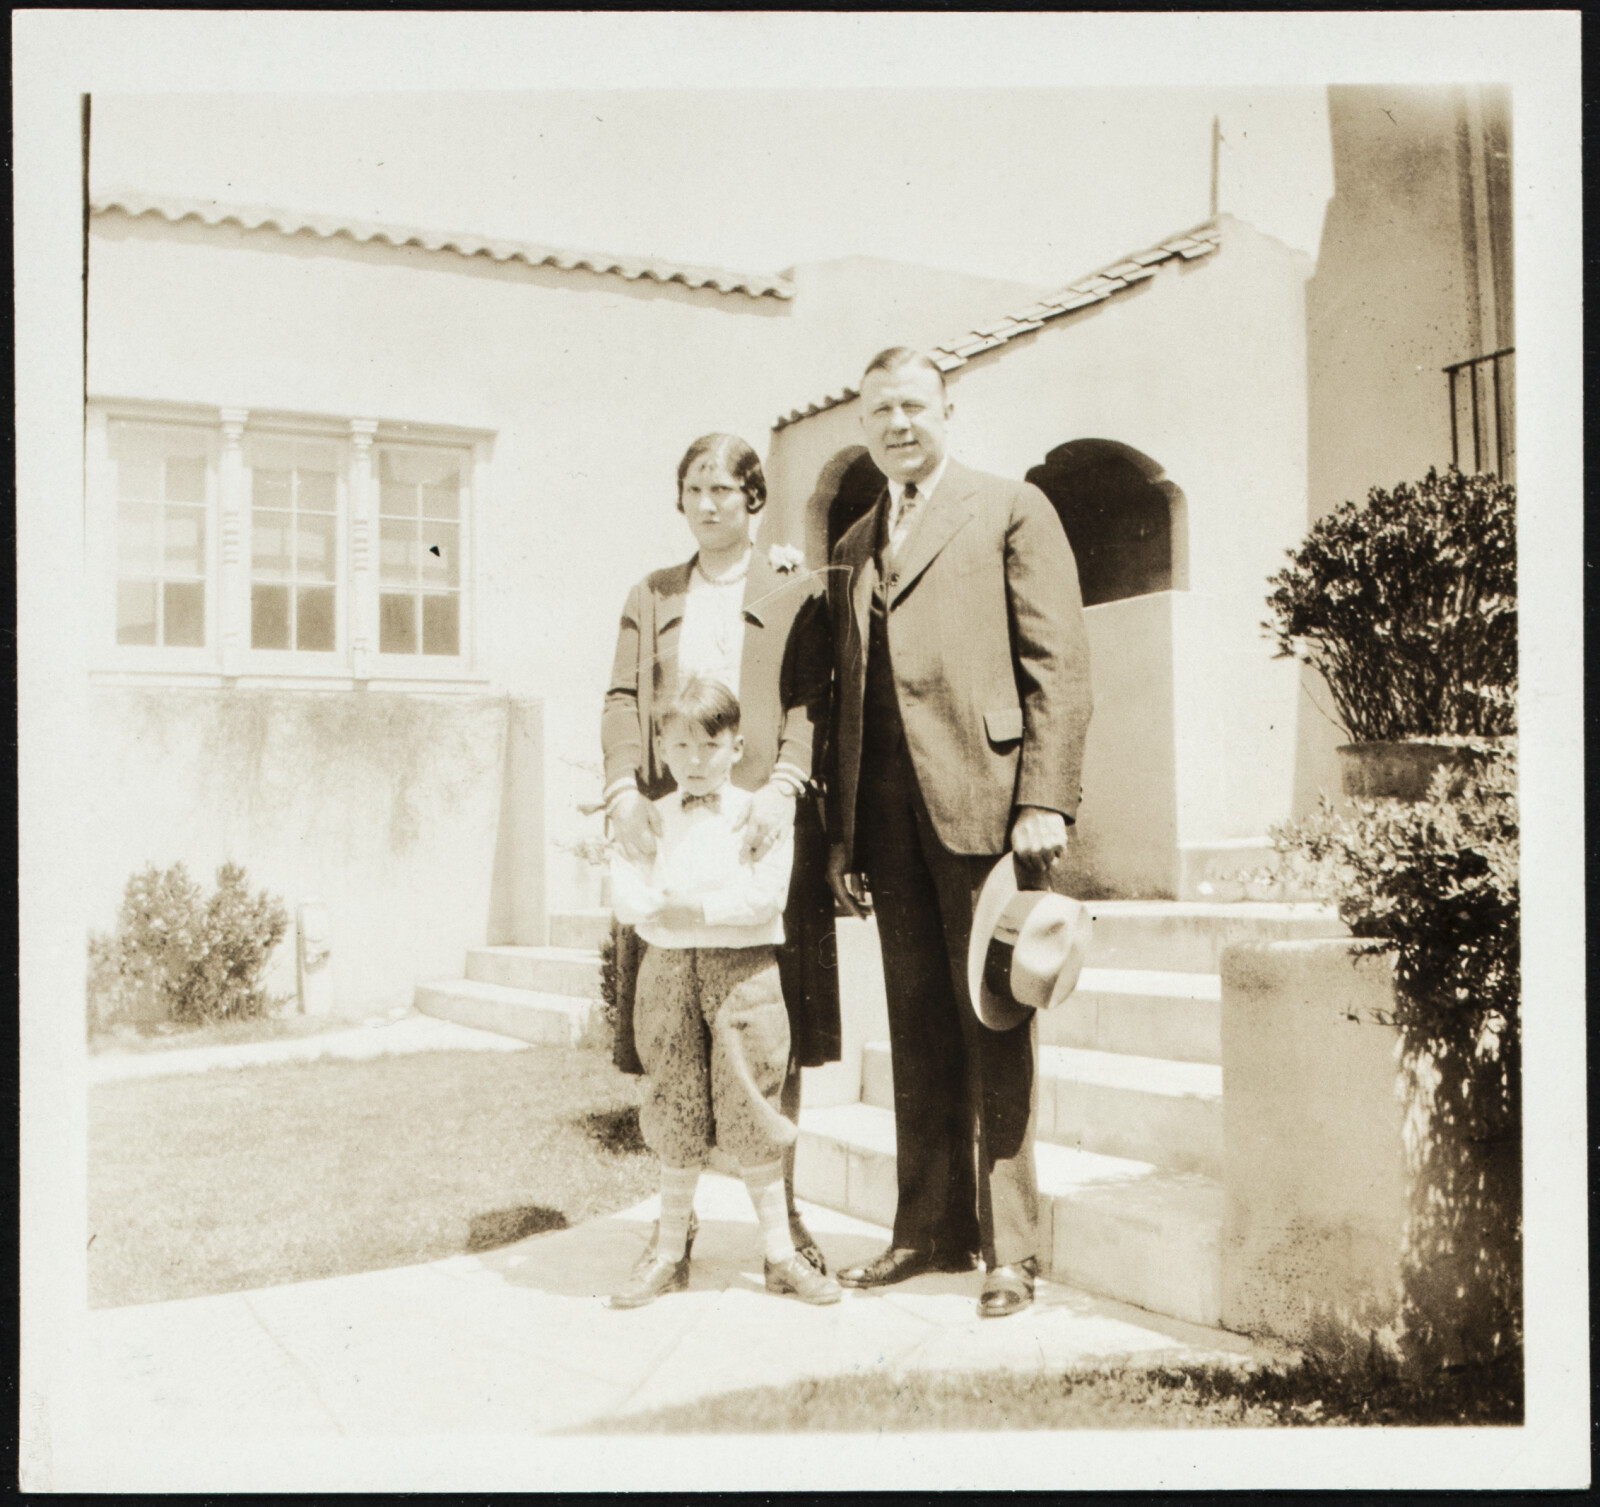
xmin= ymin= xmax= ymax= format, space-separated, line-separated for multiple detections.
xmin=741 ymin=1159 xmax=795 ymax=1264
xmin=658 ymin=1165 xmax=701 ymax=1262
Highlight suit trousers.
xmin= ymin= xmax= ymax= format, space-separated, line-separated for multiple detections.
xmin=856 ymin=737 xmax=1040 ymax=1268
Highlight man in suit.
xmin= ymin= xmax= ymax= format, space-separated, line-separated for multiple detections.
xmin=824 ymin=346 xmax=1092 ymax=1318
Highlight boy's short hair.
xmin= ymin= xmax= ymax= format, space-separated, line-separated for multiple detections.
xmin=657 ymin=676 xmax=741 ymax=740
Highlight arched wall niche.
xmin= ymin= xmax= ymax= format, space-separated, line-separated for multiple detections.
xmin=1025 ymin=439 xmax=1189 ymax=607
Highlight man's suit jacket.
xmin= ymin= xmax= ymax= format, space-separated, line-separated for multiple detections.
xmin=827 ymin=458 xmax=1093 ymax=861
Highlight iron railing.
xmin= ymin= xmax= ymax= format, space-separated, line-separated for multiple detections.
xmin=1444 ymin=347 xmax=1515 ymax=480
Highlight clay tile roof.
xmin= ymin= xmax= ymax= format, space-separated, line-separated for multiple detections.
xmin=91 ymin=190 xmax=796 ymax=301
xmin=772 ymin=220 xmax=1221 ymax=430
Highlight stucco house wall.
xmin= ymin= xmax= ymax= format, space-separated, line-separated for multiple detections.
xmin=766 ymin=217 xmax=1313 ymax=896
xmin=1293 ymin=83 xmax=1515 ymax=816
xmin=84 ymin=203 xmax=1050 ymax=1006
xmin=84 ymin=689 xmax=520 ymax=1014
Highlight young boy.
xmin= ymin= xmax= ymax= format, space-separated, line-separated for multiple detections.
xmin=607 ymin=676 xmax=842 ymax=1308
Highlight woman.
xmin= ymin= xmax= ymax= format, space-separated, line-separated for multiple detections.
xmin=602 ymin=432 xmax=839 ymax=1273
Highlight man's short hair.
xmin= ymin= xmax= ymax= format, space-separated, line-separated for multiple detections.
xmin=657 ymin=675 xmax=741 ymax=741
xmin=860 ymin=346 xmax=948 ymax=397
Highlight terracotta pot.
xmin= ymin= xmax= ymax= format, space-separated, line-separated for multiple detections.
xmin=1336 ymin=741 xmax=1488 ymax=801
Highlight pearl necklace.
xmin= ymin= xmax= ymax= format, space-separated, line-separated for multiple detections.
xmin=695 ymin=549 xmax=751 ymax=587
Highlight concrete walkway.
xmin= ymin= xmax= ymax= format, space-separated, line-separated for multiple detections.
xmin=86 ymin=1173 xmax=1270 ymax=1438
xmin=88 ymin=1013 xmax=529 ymax=1083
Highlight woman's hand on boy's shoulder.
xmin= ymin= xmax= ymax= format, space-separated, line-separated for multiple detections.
xmin=736 ymin=782 xmax=797 ymax=863
xmin=612 ymin=790 xmax=663 ymax=862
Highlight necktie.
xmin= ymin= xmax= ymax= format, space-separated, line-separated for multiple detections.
xmin=681 ymin=791 xmax=721 ymax=814
xmin=889 ymin=481 xmax=919 ymax=559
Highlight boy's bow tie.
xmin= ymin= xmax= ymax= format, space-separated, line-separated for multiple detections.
xmin=681 ymin=791 xmax=721 ymax=813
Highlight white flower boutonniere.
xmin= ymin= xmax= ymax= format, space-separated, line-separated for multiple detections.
xmin=768 ymin=543 xmax=805 ymax=574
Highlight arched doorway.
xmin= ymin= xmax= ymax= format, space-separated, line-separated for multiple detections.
xmin=1025 ymin=440 xmax=1187 ymax=607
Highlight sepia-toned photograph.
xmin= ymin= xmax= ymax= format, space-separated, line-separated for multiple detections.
xmin=15 ymin=10 xmax=1585 ymax=1493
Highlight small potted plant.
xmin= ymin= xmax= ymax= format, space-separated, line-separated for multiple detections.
xmin=1264 ymin=466 xmax=1516 ymax=800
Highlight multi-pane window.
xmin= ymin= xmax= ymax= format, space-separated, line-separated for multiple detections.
xmin=94 ymin=406 xmax=481 ymax=678
xmin=249 ymin=436 xmax=342 ymax=652
xmin=378 ymin=446 xmax=463 ymax=657
xmin=112 ymin=421 xmax=210 ymax=647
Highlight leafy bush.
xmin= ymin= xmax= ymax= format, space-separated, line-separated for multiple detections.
xmin=1267 ymin=742 xmax=1520 ymax=1374
xmin=89 ymin=862 xmax=290 ymax=1031
xmin=1264 ymin=468 xmax=1516 ymax=742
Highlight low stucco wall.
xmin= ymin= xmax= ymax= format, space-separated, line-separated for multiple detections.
xmin=1220 ymin=939 xmax=1408 ymax=1351
xmin=1222 ymin=940 xmax=1414 ymax=1363
xmin=1223 ymin=938 xmax=1523 ymax=1372
xmin=1058 ymin=592 xmax=1179 ymax=898
xmin=86 ymin=688 xmax=537 ymax=1016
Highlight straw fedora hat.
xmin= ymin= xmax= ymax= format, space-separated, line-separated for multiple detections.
xmin=966 ymin=853 xmax=1094 ymax=1032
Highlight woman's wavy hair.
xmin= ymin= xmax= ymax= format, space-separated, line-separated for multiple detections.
xmin=676 ymin=433 xmax=767 ymax=515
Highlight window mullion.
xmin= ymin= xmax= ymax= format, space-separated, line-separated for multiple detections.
xmin=218 ymin=408 xmax=249 ymax=675
xmin=349 ymin=419 xmax=378 ymax=679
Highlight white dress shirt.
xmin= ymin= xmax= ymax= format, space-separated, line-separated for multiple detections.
xmin=609 ymin=783 xmax=793 ymax=950
xmin=886 ymin=456 xmax=949 ymax=554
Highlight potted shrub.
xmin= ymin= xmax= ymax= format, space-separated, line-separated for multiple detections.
xmin=1265 ymin=467 xmax=1516 ymax=800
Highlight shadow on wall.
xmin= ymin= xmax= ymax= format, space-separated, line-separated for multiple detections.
xmin=1396 ymin=1036 xmax=1522 ymax=1379
xmin=1025 ymin=439 xmax=1188 ymax=605
xmin=796 ymin=445 xmax=883 ymax=569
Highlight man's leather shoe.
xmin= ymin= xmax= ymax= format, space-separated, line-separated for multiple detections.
xmin=836 ymin=1246 xmax=935 ymax=1288
xmin=932 ymin=1245 xmax=979 ymax=1274
xmin=977 ymin=1257 xmax=1037 ymax=1319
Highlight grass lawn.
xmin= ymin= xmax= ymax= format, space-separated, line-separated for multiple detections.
xmin=89 ymin=1012 xmax=367 ymax=1056
xmin=582 ymin=1354 xmax=1524 ymax=1432
xmin=88 ymin=1044 xmax=655 ymax=1309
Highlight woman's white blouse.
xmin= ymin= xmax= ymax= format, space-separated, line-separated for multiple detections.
xmin=675 ymin=564 xmax=747 ymax=694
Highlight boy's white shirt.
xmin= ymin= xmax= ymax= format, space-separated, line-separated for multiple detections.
xmin=609 ymin=783 xmax=793 ymax=949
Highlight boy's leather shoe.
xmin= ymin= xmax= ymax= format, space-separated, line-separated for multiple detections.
xmin=765 ymin=1252 xmax=843 ymax=1305
xmin=788 ymin=1213 xmax=827 ymax=1276
xmin=610 ymin=1251 xmax=690 ymax=1309
xmin=639 ymin=1209 xmax=699 ymax=1264
xmin=837 ymin=1246 xmax=936 ymax=1288
xmin=977 ymin=1257 xmax=1037 ymax=1319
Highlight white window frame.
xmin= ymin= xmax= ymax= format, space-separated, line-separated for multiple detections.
xmin=87 ymin=399 xmax=492 ymax=691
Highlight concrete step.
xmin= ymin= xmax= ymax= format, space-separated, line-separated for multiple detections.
xmin=466 ymin=945 xmax=601 ymax=998
xmin=860 ymin=1040 xmax=1223 ymax=1178
xmin=1041 ymin=967 xmax=1223 ymax=1064
xmin=415 ymin=978 xmax=604 ymax=1050
xmin=795 ymin=1101 xmax=1222 ymax=1327
xmin=1084 ymin=901 xmax=1345 ymax=974
xmin=549 ymin=908 xmax=612 ymax=952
